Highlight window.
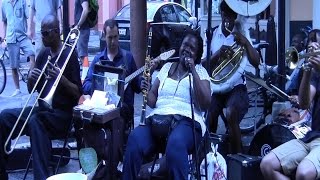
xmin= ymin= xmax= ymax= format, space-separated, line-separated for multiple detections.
xmin=160 ymin=5 xmax=178 ymax=22
xmin=174 ymin=5 xmax=191 ymax=22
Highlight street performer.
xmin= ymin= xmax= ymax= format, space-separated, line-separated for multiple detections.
xmin=0 ymin=15 xmax=82 ymax=180
xmin=122 ymin=31 xmax=211 ymax=180
xmin=260 ymin=29 xmax=320 ymax=180
xmin=203 ymin=0 xmax=260 ymax=153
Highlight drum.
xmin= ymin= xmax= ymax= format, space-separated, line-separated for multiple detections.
xmin=248 ymin=123 xmax=311 ymax=157
xmin=46 ymin=173 xmax=87 ymax=180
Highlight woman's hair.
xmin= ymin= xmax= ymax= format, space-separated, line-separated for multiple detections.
xmin=185 ymin=31 xmax=203 ymax=64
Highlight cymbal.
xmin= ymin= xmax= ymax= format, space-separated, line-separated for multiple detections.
xmin=225 ymin=0 xmax=272 ymax=16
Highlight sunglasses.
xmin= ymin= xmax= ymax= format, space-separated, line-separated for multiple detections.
xmin=41 ymin=28 xmax=58 ymax=37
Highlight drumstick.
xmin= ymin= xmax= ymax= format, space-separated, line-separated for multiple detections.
xmin=269 ymin=84 xmax=290 ymax=99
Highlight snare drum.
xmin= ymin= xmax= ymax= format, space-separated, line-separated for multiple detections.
xmin=46 ymin=173 xmax=87 ymax=180
xmin=248 ymin=123 xmax=311 ymax=157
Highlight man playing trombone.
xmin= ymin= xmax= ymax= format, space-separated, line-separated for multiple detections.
xmin=0 ymin=15 xmax=82 ymax=180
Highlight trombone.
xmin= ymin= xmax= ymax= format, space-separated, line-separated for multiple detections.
xmin=4 ymin=27 xmax=80 ymax=155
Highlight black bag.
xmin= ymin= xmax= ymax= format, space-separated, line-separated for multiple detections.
xmin=138 ymin=155 xmax=168 ymax=179
xmin=82 ymin=124 xmax=111 ymax=179
xmin=87 ymin=0 xmax=99 ymax=28
xmin=149 ymin=114 xmax=180 ymax=140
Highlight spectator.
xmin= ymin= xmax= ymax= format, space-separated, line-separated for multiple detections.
xmin=74 ymin=0 xmax=90 ymax=64
xmin=2 ymin=0 xmax=36 ymax=97
xmin=27 ymin=0 xmax=62 ymax=57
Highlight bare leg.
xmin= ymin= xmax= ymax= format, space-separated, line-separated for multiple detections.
xmin=260 ymin=152 xmax=290 ymax=180
xmin=296 ymin=159 xmax=317 ymax=180
xmin=12 ymin=68 xmax=20 ymax=90
xmin=28 ymin=55 xmax=35 ymax=70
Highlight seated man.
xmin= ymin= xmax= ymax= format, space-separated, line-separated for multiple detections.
xmin=122 ymin=31 xmax=212 ymax=180
xmin=260 ymin=30 xmax=320 ymax=180
xmin=203 ymin=0 xmax=260 ymax=153
xmin=82 ymin=18 xmax=141 ymax=131
xmin=0 ymin=15 xmax=82 ymax=180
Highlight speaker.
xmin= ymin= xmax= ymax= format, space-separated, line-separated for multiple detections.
xmin=227 ymin=153 xmax=264 ymax=180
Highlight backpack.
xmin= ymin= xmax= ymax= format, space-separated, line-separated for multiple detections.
xmin=87 ymin=0 xmax=99 ymax=28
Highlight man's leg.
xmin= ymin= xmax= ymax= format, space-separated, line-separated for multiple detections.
xmin=225 ymin=85 xmax=249 ymax=153
xmin=296 ymin=139 xmax=320 ymax=180
xmin=295 ymin=159 xmax=317 ymax=180
xmin=7 ymin=43 xmax=21 ymax=96
xmin=260 ymin=139 xmax=308 ymax=180
xmin=122 ymin=125 xmax=155 ymax=180
xmin=206 ymin=93 xmax=224 ymax=133
xmin=77 ymin=28 xmax=90 ymax=64
xmin=20 ymin=37 xmax=35 ymax=70
xmin=0 ymin=107 xmax=31 ymax=180
xmin=260 ymin=152 xmax=290 ymax=180
xmin=12 ymin=68 xmax=20 ymax=90
xmin=166 ymin=118 xmax=202 ymax=180
xmin=28 ymin=109 xmax=72 ymax=179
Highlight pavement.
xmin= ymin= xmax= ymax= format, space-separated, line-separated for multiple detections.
xmin=0 ymin=30 xmax=272 ymax=179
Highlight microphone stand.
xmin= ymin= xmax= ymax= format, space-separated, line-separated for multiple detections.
xmin=188 ymin=68 xmax=200 ymax=180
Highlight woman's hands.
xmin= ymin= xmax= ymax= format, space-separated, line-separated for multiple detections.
xmin=140 ymin=76 xmax=152 ymax=92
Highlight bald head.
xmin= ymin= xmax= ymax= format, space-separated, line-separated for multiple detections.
xmin=41 ymin=14 xmax=59 ymax=30
xmin=41 ymin=14 xmax=60 ymax=47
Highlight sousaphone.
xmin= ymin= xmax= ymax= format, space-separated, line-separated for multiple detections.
xmin=211 ymin=0 xmax=272 ymax=93
xmin=225 ymin=0 xmax=272 ymax=17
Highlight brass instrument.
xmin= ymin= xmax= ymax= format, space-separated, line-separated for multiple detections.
xmin=211 ymin=22 xmax=245 ymax=87
xmin=4 ymin=28 xmax=80 ymax=155
xmin=285 ymin=46 xmax=320 ymax=69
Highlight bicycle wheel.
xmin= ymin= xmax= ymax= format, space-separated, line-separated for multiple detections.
xmin=0 ymin=60 xmax=6 ymax=94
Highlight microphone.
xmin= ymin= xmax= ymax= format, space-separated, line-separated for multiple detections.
xmin=185 ymin=56 xmax=192 ymax=72
xmin=183 ymin=51 xmax=192 ymax=72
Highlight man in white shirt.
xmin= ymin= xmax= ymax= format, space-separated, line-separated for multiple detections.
xmin=203 ymin=0 xmax=260 ymax=153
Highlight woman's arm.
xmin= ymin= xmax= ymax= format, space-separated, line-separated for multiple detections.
xmin=146 ymin=77 xmax=159 ymax=108
xmin=191 ymin=68 xmax=211 ymax=110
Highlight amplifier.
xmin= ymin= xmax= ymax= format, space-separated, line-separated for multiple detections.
xmin=227 ymin=153 xmax=264 ymax=180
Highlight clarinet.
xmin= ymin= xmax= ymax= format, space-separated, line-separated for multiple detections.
xmin=139 ymin=27 xmax=153 ymax=126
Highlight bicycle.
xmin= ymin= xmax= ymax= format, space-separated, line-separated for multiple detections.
xmin=0 ymin=37 xmax=30 ymax=94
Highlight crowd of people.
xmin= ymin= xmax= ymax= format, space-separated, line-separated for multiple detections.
xmin=0 ymin=0 xmax=320 ymax=180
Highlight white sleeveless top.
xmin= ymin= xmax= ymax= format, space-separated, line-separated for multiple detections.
xmin=147 ymin=62 xmax=212 ymax=136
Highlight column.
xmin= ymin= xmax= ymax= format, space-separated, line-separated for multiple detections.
xmin=313 ymin=0 xmax=320 ymax=29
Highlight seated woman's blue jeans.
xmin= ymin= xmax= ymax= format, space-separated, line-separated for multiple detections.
xmin=122 ymin=116 xmax=202 ymax=180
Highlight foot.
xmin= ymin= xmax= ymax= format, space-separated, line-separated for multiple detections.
xmin=10 ymin=89 xmax=21 ymax=97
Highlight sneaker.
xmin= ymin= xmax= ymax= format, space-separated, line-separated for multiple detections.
xmin=11 ymin=89 xmax=21 ymax=97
